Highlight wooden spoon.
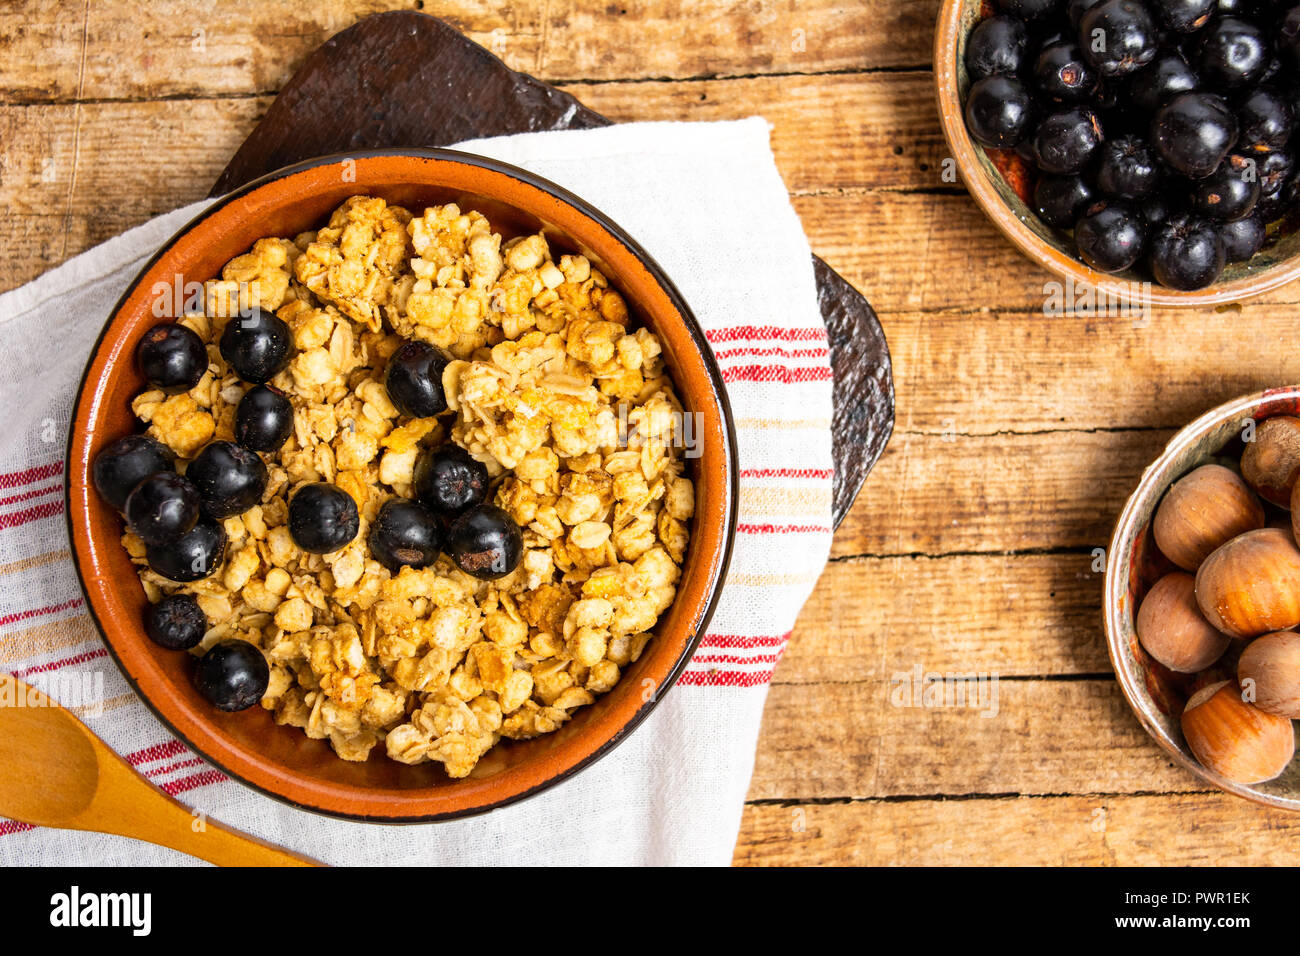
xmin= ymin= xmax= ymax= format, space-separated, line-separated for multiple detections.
xmin=0 ymin=673 xmax=320 ymax=866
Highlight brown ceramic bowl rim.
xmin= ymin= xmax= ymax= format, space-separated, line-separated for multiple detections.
xmin=1104 ymin=386 xmax=1300 ymax=810
xmin=66 ymin=147 xmax=739 ymax=823
xmin=933 ymin=0 xmax=1300 ymax=308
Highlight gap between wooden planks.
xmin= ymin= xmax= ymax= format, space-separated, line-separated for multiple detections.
xmin=750 ymin=675 xmax=1195 ymax=801
xmin=0 ymin=69 xmax=953 ymax=289
xmin=7 ymin=74 xmax=1300 ymax=310
xmin=735 ymin=792 xmax=1300 ymax=865
xmin=0 ymin=0 xmax=941 ymax=100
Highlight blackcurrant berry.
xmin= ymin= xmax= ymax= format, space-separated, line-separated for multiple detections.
xmin=1033 ymin=106 xmax=1104 ymax=173
xmin=1219 ymin=213 xmax=1267 ymax=261
xmin=384 ymin=341 xmax=451 ymax=418
xmin=369 ymin=498 xmax=445 ymax=571
xmin=413 ymin=445 xmax=490 ymax=515
xmin=92 ymin=434 xmax=172 ymax=511
xmin=1238 ymin=88 xmax=1294 ymax=155
xmin=1195 ymin=17 xmax=1269 ymax=89
xmin=1095 ymin=134 xmax=1164 ymax=199
xmin=146 ymin=514 xmax=226 ymax=583
xmin=967 ymin=15 xmax=1031 ymax=79
xmin=137 ymin=322 xmax=207 ymax=395
xmin=1075 ymin=200 xmax=1148 ymax=271
xmin=1149 ymin=214 xmax=1227 ymax=289
xmin=445 ymin=504 xmax=523 ymax=580
xmin=1079 ymin=0 xmax=1160 ymax=78
xmin=234 ymin=384 xmax=294 ymax=452
xmin=218 ymin=307 xmax=292 ymax=384
xmin=1190 ymin=154 xmax=1261 ymax=221
xmin=288 ymin=483 xmax=359 ymax=554
xmin=1150 ymin=0 xmax=1215 ymax=33
xmin=1151 ymin=92 xmax=1238 ymax=179
xmin=124 ymin=472 xmax=200 ymax=547
xmin=194 ymin=639 xmax=269 ymax=712
xmin=1034 ymin=174 xmax=1098 ymax=228
xmin=145 ymin=594 xmax=208 ymax=651
xmin=186 ymin=441 xmax=267 ymax=520
xmin=1035 ymin=41 xmax=1100 ymax=102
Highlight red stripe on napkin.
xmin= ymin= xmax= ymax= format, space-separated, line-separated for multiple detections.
xmin=705 ymin=325 xmax=828 ymax=344
xmin=0 ymin=500 xmax=64 ymax=530
xmin=721 ymin=365 xmax=833 ymax=384
xmin=0 ymin=461 xmax=62 ymax=489
xmin=0 ymin=598 xmax=84 ymax=629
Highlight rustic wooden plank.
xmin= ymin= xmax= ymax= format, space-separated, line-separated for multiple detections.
xmin=802 ymin=190 xmax=1300 ymax=315
xmin=0 ymin=71 xmax=947 ymax=290
xmin=881 ymin=305 xmax=1300 ymax=437
xmin=748 ymin=677 xmax=1192 ymax=800
xmin=561 ymin=71 xmax=948 ymax=195
xmin=7 ymin=90 xmax=1300 ymax=314
xmin=0 ymin=0 xmax=941 ymax=103
xmin=734 ymin=791 xmax=1298 ymax=865
xmin=0 ymin=99 xmax=269 ymax=291
xmin=829 ymin=427 xmax=1170 ymax=558
xmin=780 ymin=553 xmax=1109 ymax=684
xmin=0 ymin=1 xmax=531 ymax=102
xmin=532 ymin=0 xmax=940 ymax=79
xmin=1 ymin=70 xmax=949 ymax=200
xmin=803 ymin=191 xmax=1059 ymax=316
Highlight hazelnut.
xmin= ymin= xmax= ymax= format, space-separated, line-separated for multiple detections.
xmin=1238 ymin=631 xmax=1300 ymax=719
xmin=1243 ymin=416 xmax=1300 ymax=508
xmin=1195 ymin=528 xmax=1300 ymax=639
xmin=1136 ymin=571 xmax=1231 ymax=673
xmin=1153 ymin=464 xmax=1265 ymax=572
xmin=1181 ymin=680 xmax=1294 ymax=784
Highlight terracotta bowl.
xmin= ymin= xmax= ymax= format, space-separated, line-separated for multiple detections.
xmin=1105 ymin=386 xmax=1300 ymax=810
xmin=66 ymin=149 xmax=738 ymax=822
xmin=934 ymin=0 xmax=1300 ymax=308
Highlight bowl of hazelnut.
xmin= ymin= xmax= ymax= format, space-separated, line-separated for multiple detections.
xmin=935 ymin=0 xmax=1300 ymax=306
xmin=1106 ymin=386 xmax=1300 ymax=807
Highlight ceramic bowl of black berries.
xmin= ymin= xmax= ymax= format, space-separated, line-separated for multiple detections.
xmin=65 ymin=150 xmax=738 ymax=822
xmin=936 ymin=0 xmax=1300 ymax=305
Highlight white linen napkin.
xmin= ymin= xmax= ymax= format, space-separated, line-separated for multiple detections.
xmin=0 ymin=118 xmax=834 ymax=866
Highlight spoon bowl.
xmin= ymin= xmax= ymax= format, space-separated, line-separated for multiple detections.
xmin=0 ymin=673 xmax=319 ymax=865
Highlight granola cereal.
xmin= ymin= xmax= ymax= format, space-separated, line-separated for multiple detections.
xmin=116 ymin=196 xmax=694 ymax=778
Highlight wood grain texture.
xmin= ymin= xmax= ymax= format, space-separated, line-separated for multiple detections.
xmin=0 ymin=0 xmax=940 ymax=101
xmin=10 ymin=88 xmax=1300 ymax=315
xmin=780 ymin=553 xmax=1110 ymax=683
xmin=881 ymin=306 xmax=1300 ymax=435
xmin=0 ymin=68 xmax=951 ymax=280
xmin=567 ymin=71 xmax=949 ymax=194
xmin=748 ymin=678 xmax=1193 ymax=801
xmin=0 ymin=99 xmax=267 ymax=283
xmin=735 ymin=792 xmax=1300 ymax=865
xmin=830 ymin=428 xmax=1173 ymax=558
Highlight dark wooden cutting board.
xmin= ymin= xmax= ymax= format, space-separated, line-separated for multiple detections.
xmin=211 ymin=11 xmax=894 ymax=528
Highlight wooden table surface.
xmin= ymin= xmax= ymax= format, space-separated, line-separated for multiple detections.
xmin=7 ymin=0 xmax=1300 ymax=866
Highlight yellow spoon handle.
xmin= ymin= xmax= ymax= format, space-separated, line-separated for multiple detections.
xmin=80 ymin=769 xmax=321 ymax=866
xmin=0 ymin=673 xmax=320 ymax=866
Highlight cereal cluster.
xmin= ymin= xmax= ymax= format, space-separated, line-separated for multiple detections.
xmin=124 ymin=196 xmax=694 ymax=776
